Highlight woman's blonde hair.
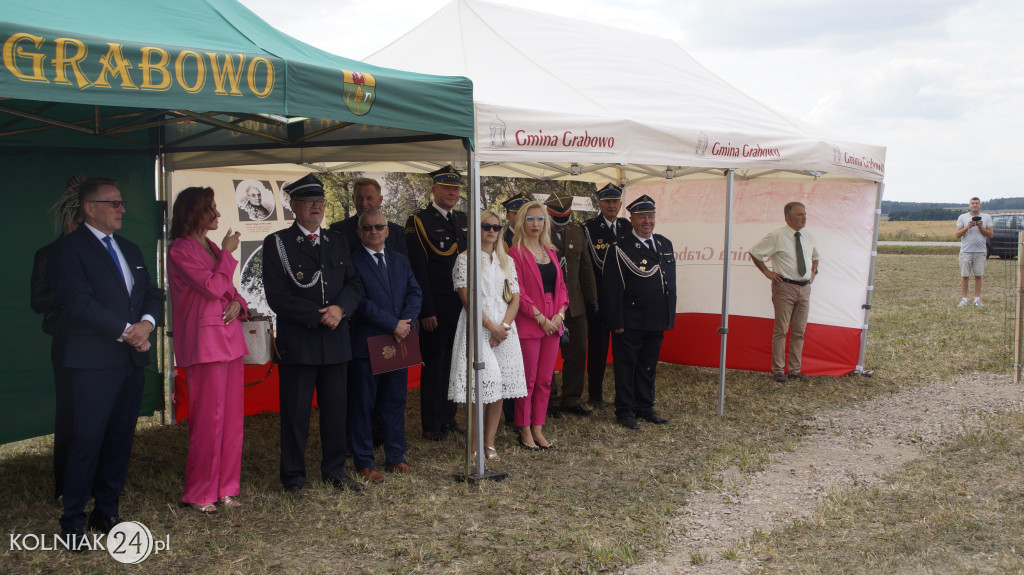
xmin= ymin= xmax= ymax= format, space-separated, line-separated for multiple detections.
xmin=480 ymin=209 xmax=513 ymax=275
xmin=512 ymin=201 xmax=554 ymax=250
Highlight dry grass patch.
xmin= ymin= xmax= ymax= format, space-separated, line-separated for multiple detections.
xmin=0 ymin=253 xmax=1013 ymax=574
xmin=878 ymin=220 xmax=958 ymax=242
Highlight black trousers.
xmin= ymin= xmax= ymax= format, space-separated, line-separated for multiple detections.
xmin=51 ymin=336 xmax=74 ymax=501
xmin=611 ymin=329 xmax=664 ymax=419
xmin=278 ymin=363 xmax=348 ymax=489
xmin=587 ymin=313 xmax=612 ymax=403
xmin=59 ymin=364 xmax=143 ymax=531
xmin=417 ymin=322 xmax=458 ymax=433
xmin=555 ymin=312 xmax=588 ymax=408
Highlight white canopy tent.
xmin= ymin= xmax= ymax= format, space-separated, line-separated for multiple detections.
xmin=361 ymin=0 xmax=887 ymax=415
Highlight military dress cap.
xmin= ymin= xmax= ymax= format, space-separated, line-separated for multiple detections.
xmin=283 ymin=173 xmax=325 ymax=198
xmin=501 ymin=192 xmax=530 ymax=212
xmin=545 ymin=189 xmax=574 ymax=225
xmin=429 ymin=165 xmax=463 ymax=187
xmin=626 ymin=194 xmax=657 ymax=214
xmin=595 ymin=183 xmax=623 ymax=200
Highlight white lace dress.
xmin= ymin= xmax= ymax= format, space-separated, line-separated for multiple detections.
xmin=448 ymin=251 xmax=528 ymax=404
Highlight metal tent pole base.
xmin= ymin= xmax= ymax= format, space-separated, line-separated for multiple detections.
xmin=453 ymin=470 xmax=509 ymax=483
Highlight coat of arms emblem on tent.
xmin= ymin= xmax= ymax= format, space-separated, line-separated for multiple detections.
xmin=342 ymin=70 xmax=376 ymax=115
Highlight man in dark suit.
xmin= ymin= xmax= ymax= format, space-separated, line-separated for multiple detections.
xmin=329 ymin=177 xmax=405 ymax=448
xmin=329 ymin=177 xmax=406 ymax=256
xmin=263 ymin=173 xmax=364 ymax=497
xmin=546 ymin=189 xmax=599 ymax=417
xmin=48 ymin=177 xmax=161 ymax=546
xmin=404 ymin=165 xmax=467 ymax=441
xmin=583 ymin=183 xmax=632 ymax=410
xmin=501 ymin=192 xmax=529 ymax=250
xmin=601 ymin=194 xmax=677 ymax=430
xmin=348 ymin=208 xmax=422 ymax=483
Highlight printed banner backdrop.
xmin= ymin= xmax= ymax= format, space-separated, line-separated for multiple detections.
xmin=624 ymin=176 xmax=878 ymax=375
xmin=168 ymin=167 xmax=421 ymax=421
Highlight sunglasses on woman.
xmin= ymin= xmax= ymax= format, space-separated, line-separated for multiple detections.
xmin=481 ymin=223 xmax=502 ymax=232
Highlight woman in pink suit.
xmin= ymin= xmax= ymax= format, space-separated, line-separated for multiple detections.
xmin=508 ymin=201 xmax=569 ymax=450
xmin=168 ymin=187 xmax=248 ymax=514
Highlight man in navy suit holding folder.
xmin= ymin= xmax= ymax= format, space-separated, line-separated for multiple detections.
xmin=348 ymin=208 xmax=422 ymax=482
xmin=48 ymin=177 xmax=160 ymax=547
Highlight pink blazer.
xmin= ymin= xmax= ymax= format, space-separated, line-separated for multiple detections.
xmin=167 ymin=236 xmax=249 ymax=367
xmin=509 ymin=244 xmax=569 ymax=339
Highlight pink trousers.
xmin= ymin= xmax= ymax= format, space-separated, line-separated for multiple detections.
xmin=515 ymin=294 xmax=560 ymax=427
xmin=182 ymin=358 xmax=244 ymax=505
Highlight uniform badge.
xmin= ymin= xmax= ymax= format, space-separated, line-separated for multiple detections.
xmin=641 ymin=259 xmax=648 ymax=264
xmin=440 ymin=242 xmax=445 ymax=249
xmin=569 ymin=242 xmax=574 ymax=249
xmin=296 ymin=271 xmax=304 ymax=280
xmin=640 ymin=266 xmax=646 ymax=271
xmin=635 ymin=242 xmax=641 ymax=249
xmin=597 ymin=239 xmax=604 ymax=245
xmin=296 ymin=236 xmax=303 ymax=243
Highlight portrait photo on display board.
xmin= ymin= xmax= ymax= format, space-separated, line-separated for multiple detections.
xmin=234 ymin=179 xmax=277 ymax=222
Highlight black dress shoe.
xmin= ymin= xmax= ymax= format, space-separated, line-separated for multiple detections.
xmin=61 ymin=526 xmax=87 ymax=553
xmin=516 ymin=435 xmax=541 ymax=451
xmin=563 ymin=404 xmax=593 ymax=417
xmin=617 ymin=416 xmax=640 ymax=430
xmin=789 ymin=371 xmax=811 ymax=382
xmin=445 ymin=422 xmax=465 ymax=436
xmin=324 ymin=473 xmax=363 ymax=492
xmin=284 ymin=485 xmax=303 ymax=501
xmin=87 ymin=513 xmax=122 ymax=534
xmin=593 ymin=400 xmax=606 ymax=410
xmin=421 ymin=430 xmax=444 ymax=441
xmin=637 ymin=412 xmax=670 ymax=425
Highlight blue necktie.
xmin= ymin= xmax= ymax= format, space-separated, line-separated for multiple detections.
xmin=374 ymin=252 xmax=389 ymax=282
xmin=103 ymin=236 xmax=126 ymax=285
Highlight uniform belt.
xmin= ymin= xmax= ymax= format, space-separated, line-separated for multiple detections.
xmin=781 ymin=277 xmax=810 ymax=286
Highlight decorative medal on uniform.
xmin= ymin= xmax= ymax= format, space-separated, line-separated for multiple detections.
xmin=568 ymin=242 xmax=574 ymax=250
xmin=296 ymin=271 xmax=304 ymax=280
xmin=440 ymin=241 xmax=445 ymax=249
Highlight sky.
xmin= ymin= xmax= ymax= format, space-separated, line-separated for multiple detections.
xmin=237 ymin=0 xmax=1023 ymax=204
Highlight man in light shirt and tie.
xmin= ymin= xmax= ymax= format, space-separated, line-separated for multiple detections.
xmin=48 ymin=177 xmax=161 ymax=548
xmin=749 ymin=202 xmax=820 ymax=383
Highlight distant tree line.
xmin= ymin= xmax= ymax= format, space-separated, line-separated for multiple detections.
xmin=887 ymin=208 xmax=960 ymax=221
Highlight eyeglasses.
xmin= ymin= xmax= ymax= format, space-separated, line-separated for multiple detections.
xmin=525 ymin=216 xmax=545 ymax=222
xmin=481 ymin=223 xmax=502 ymax=232
xmin=296 ymin=199 xmax=326 ymax=207
xmin=360 ymin=224 xmax=387 ymax=231
xmin=90 ymin=200 xmax=128 ymax=209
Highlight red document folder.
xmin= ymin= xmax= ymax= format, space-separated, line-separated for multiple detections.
xmin=367 ymin=328 xmax=422 ymax=375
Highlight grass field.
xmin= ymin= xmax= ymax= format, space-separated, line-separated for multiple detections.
xmin=878 ymin=220 xmax=958 ymax=242
xmin=0 ymin=254 xmax=1017 ymax=574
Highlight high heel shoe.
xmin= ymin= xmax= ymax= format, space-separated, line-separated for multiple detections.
xmin=189 ymin=502 xmax=218 ymax=515
xmin=485 ymin=446 xmax=501 ymax=461
xmin=218 ymin=496 xmax=242 ymax=509
xmin=517 ymin=435 xmax=540 ymax=451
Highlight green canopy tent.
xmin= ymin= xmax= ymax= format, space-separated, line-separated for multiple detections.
xmin=1 ymin=0 xmax=474 ymax=444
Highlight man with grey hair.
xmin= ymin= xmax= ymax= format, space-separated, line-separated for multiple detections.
xmin=330 ymin=178 xmax=406 ymax=256
xmin=955 ymin=197 xmax=992 ymax=308
xmin=749 ymin=201 xmax=819 ymax=383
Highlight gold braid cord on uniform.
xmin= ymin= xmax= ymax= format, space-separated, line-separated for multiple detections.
xmin=583 ymin=226 xmax=607 ymax=272
xmin=611 ymin=245 xmax=662 ymax=288
xmin=410 ymin=213 xmax=459 ymax=257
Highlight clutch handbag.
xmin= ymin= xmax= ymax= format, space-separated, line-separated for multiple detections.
xmin=502 ymin=279 xmax=513 ymax=304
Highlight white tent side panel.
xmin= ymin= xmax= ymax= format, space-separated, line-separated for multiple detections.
xmin=625 ymin=176 xmax=876 ymax=375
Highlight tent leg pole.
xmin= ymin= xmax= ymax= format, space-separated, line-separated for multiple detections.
xmin=157 ymin=151 xmax=174 ymax=425
xmin=855 ymin=182 xmax=884 ymax=377
xmin=717 ymin=170 xmax=735 ymax=417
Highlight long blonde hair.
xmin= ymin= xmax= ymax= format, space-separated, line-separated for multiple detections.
xmin=512 ymin=201 xmax=554 ymax=250
xmin=480 ymin=209 xmax=513 ymax=275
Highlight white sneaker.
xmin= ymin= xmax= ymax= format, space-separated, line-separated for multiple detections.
xmin=958 ymin=298 xmax=969 ymax=307
xmin=974 ymin=298 xmax=983 ymax=308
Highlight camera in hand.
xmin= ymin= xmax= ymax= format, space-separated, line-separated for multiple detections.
xmin=972 ymin=216 xmax=982 ymax=222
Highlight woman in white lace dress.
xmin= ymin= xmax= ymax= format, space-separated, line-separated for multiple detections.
xmin=448 ymin=210 xmax=527 ymax=461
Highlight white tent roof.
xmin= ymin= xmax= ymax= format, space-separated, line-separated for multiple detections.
xmin=362 ymin=0 xmax=886 ymax=184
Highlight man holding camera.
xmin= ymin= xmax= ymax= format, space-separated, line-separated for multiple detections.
xmin=955 ymin=197 xmax=993 ymax=308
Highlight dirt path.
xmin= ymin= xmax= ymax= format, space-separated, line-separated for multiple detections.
xmin=626 ymin=373 xmax=1024 ymax=575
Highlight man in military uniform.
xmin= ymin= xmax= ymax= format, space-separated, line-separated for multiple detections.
xmin=601 ymin=194 xmax=676 ymax=430
xmin=546 ymin=189 xmax=599 ymax=417
xmin=404 ymin=165 xmax=468 ymax=441
xmin=329 ymin=177 xmax=407 ymax=256
xmin=501 ymin=192 xmax=529 ymax=249
xmin=583 ymin=183 xmax=632 ymax=409
xmin=263 ymin=173 xmax=365 ymax=497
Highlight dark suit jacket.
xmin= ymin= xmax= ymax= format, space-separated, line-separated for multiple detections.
xmin=601 ymin=233 xmax=677 ymax=332
xmin=552 ymin=223 xmax=598 ymax=318
xmin=48 ymin=226 xmax=161 ymax=369
xmin=262 ymin=224 xmax=364 ymax=365
xmin=329 ymin=215 xmax=407 ymax=257
xmin=404 ymin=205 xmax=467 ymax=323
xmin=584 ymin=216 xmax=632 ymax=285
xmin=350 ymin=247 xmax=422 ymax=358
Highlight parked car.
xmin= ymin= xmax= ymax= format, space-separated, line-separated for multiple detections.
xmin=987 ymin=213 xmax=1024 ymax=259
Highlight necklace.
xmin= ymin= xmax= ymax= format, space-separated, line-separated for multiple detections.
xmin=526 ymin=243 xmax=548 ymax=263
